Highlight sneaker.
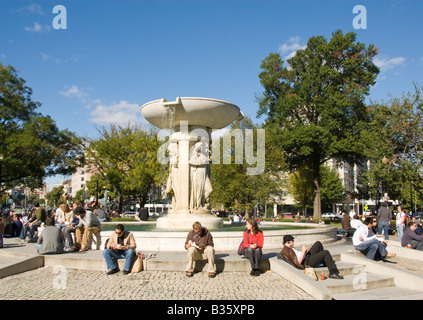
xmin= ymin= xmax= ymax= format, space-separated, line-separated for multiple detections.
xmin=122 ymin=270 xmax=130 ymax=275
xmin=329 ymin=273 xmax=344 ymax=280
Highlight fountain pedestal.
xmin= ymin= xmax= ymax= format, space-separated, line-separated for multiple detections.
xmin=141 ymin=97 xmax=243 ymax=230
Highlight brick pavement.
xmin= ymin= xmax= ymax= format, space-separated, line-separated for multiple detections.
xmin=0 ymin=267 xmax=314 ymax=300
xmin=3 ymin=232 xmax=423 ymax=301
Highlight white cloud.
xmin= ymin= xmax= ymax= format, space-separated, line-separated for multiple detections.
xmin=24 ymin=22 xmax=50 ymax=33
xmin=373 ymin=56 xmax=405 ymax=72
xmin=59 ymin=85 xmax=89 ymax=102
xmin=41 ymin=52 xmax=61 ymax=64
xmin=18 ymin=4 xmax=44 ymax=15
xmin=41 ymin=52 xmax=82 ymax=64
xmin=89 ymin=100 xmax=148 ymax=127
xmin=278 ymin=36 xmax=306 ymax=61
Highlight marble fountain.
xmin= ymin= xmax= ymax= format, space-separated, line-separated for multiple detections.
xmin=100 ymin=97 xmax=337 ymax=251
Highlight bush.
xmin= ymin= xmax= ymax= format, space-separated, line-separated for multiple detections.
xmin=110 ymin=217 xmax=137 ymax=222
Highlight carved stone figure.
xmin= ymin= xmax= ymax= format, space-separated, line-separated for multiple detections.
xmin=165 ymin=142 xmax=179 ymax=210
xmin=189 ymin=141 xmax=212 ymax=213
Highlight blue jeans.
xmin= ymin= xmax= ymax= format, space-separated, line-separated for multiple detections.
xmin=354 ymin=238 xmax=388 ymax=260
xmin=19 ymin=221 xmax=41 ymax=240
xmin=103 ymin=248 xmax=135 ymax=272
xmin=377 ymin=220 xmax=390 ymax=240
xmin=396 ymin=224 xmax=405 ymax=243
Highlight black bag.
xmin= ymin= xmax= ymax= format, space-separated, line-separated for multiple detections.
xmin=277 ymin=252 xmax=286 ymax=261
xmin=237 ymin=231 xmax=249 ymax=255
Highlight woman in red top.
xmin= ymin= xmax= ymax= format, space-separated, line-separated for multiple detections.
xmin=242 ymin=218 xmax=264 ymax=276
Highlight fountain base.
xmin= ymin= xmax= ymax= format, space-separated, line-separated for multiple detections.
xmin=156 ymin=213 xmax=223 ymax=231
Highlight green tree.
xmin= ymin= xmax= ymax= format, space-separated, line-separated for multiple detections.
xmin=210 ymin=117 xmax=286 ymax=216
xmin=46 ymin=185 xmax=64 ymax=208
xmin=257 ymin=30 xmax=379 ymax=218
xmin=85 ymin=124 xmax=164 ymax=210
xmin=290 ymin=164 xmax=344 ymax=215
xmin=320 ymin=164 xmax=345 ymax=210
xmin=289 ymin=167 xmax=314 ymax=216
xmin=0 ymin=63 xmax=84 ymax=192
xmin=359 ymin=84 xmax=423 ymax=210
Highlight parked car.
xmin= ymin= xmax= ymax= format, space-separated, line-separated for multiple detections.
xmin=363 ymin=210 xmax=373 ymax=216
xmin=322 ymin=212 xmax=342 ymax=222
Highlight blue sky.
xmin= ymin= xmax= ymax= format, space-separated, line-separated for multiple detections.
xmin=1 ymin=0 xmax=423 ymax=185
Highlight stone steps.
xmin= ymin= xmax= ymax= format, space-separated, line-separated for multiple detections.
xmin=332 ymin=286 xmax=423 ymax=300
xmin=3 ymin=238 xmax=423 ymax=300
xmin=324 ymin=273 xmax=395 ymax=295
xmin=269 ymin=251 xmax=423 ymax=300
xmin=0 ymin=255 xmax=43 ymax=278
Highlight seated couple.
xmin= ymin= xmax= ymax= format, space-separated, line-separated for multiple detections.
xmin=184 ymin=218 xmax=262 ymax=278
xmin=280 ymin=235 xmax=344 ymax=279
xmin=353 ymin=216 xmax=396 ymax=260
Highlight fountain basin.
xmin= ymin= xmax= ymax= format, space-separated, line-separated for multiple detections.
xmin=99 ymin=222 xmax=338 ymax=252
xmin=140 ymin=97 xmax=244 ymax=129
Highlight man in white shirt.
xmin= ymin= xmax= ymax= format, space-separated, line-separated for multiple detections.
xmin=350 ymin=215 xmax=363 ymax=230
xmin=353 ymin=217 xmax=396 ymax=260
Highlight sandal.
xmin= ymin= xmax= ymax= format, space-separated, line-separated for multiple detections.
xmin=185 ymin=271 xmax=193 ymax=277
xmin=385 ymin=253 xmax=396 ymax=259
xmin=208 ymin=272 xmax=216 ymax=278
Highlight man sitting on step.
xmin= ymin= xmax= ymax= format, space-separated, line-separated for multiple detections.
xmin=184 ymin=221 xmax=216 ymax=278
xmin=73 ymin=206 xmax=102 ymax=252
xmin=401 ymin=221 xmax=423 ymax=250
xmin=103 ymin=223 xmax=137 ymax=275
xmin=279 ymin=235 xmax=344 ymax=279
xmin=353 ymin=216 xmax=396 ymax=260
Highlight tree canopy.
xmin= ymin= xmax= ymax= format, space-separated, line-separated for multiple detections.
xmin=210 ymin=117 xmax=286 ymax=215
xmin=85 ymin=124 xmax=165 ymax=210
xmin=358 ymin=84 xmax=423 ymax=210
xmin=257 ymin=30 xmax=379 ymax=218
xmin=0 ymin=62 xmax=84 ymax=193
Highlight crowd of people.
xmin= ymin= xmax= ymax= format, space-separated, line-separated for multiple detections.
xmin=0 ymin=201 xmax=108 ymax=253
xmin=3 ymin=200 xmax=423 ymax=279
xmin=337 ymin=202 xmax=423 ymax=257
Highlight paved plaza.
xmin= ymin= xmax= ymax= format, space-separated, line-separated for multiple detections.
xmin=0 ymin=267 xmax=314 ymax=301
xmin=2 ymin=233 xmax=423 ymax=303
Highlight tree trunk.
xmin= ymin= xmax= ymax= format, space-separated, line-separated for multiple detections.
xmin=312 ymin=161 xmax=322 ymax=219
